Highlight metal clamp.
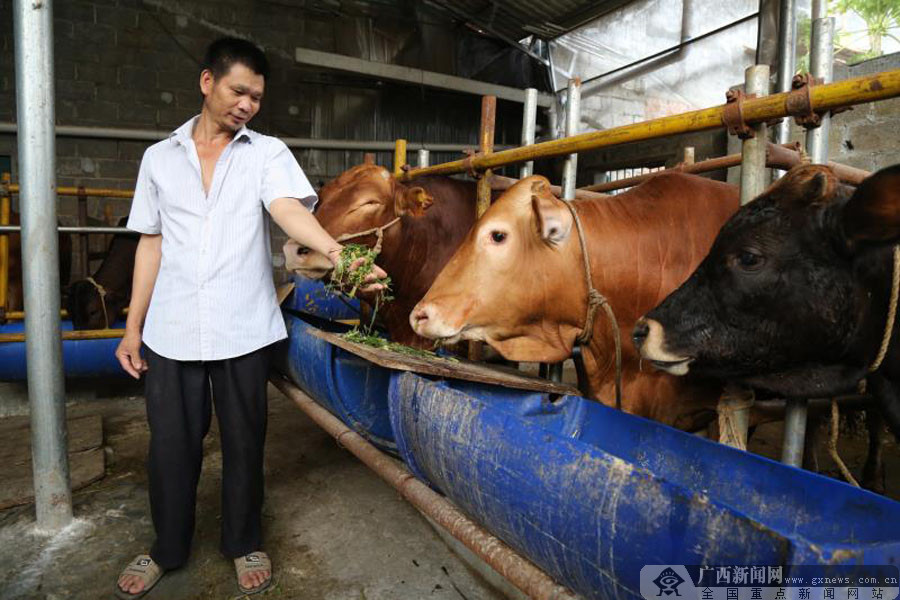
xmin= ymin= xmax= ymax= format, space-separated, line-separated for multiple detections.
xmin=786 ymin=73 xmax=824 ymax=129
xmin=462 ymin=149 xmax=482 ymax=179
xmin=723 ymin=89 xmax=756 ymax=139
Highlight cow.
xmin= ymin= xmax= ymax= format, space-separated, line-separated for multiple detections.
xmin=284 ymin=163 xmax=481 ymax=347
xmin=635 ymin=164 xmax=900 ymax=447
xmin=5 ymin=211 xmax=72 ymax=315
xmin=66 ymin=217 xmax=138 ymax=329
xmin=409 ymin=172 xmax=740 ymax=431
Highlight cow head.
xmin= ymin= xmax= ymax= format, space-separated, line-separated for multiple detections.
xmin=284 ymin=164 xmax=434 ymax=279
xmin=410 ymin=176 xmax=584 ymax=362
xmin=635 ymin=163 xmax=900 ymax=396
xmin=66 ymin=279 xmax=128 ymax=330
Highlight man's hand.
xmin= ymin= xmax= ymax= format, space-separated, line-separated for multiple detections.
xmin=327 ymin=246 xmax=389 ymax=293
xmin=116 ymin=330 xmax=148 ymax=379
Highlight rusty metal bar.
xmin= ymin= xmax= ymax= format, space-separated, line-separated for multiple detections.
xmin=393 ymin=139 xmax=407 ymax=177
xmin=1 ymin=172 xmax=10 ymax=314
xmin=0 ymin=327 xmax=125 ymax=343
xmin=580 ymin=143 xmax=869 ymax=194
xmin=6 ymin=183 xmax=134 ymax=198
xmin=491 ymin=175 xmax=607 ymax=200
xmin=469 ymin=96 xmax=497 ymax=363
xmin=272 ymin=376 xmax=578 ymax=600
xmin=396 ymin=69 xmax=900 ymax=181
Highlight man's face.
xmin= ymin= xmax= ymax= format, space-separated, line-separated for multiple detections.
xmin=200 ymin=62 xmax=265 ymax=131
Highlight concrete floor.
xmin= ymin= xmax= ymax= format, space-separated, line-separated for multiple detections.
xmin=0 ymin=383 xmax=505 ymax=600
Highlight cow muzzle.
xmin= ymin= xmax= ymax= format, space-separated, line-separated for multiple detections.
xmin=283 ymin=240 xmax=333 ymax=280
xmin=633 ymin=317 xmax=693 ymax=376
xmin=409 ymin=302 xmax=465 ymax=342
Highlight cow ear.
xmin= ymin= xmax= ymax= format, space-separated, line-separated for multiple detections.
xmin=841 ymin=165 xmax=900 ymax=248
xmin=768 ymin=164 xmax=839 ymax=207
xmin=395 ymin=186 xmax=433 ymax=217
xmin=530 ymin=179 xmax=572 ymax=244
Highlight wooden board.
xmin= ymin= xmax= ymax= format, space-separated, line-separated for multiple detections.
xmin=0 ymin=414 xmax=106 ymax=510
xmin=310 ymin=328 xmax=579 ymax=395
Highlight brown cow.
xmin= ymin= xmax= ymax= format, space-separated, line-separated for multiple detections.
xmin=5 ymin=211 xmax=72 ymax=314
xmin=285 ymin=164 xmax=481 ymax=347
xmin=410 ymin=173 xmax=740 ymax=430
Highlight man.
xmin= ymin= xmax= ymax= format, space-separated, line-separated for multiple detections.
xmin=114 ymin=38 xmax=384 ymax=598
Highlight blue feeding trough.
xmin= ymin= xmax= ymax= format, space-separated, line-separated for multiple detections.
xmin=284 ymin=275 xmax=360 ymax=321
xmin=279 ymin=312 xmax=396 ymax=452
xmin=389 ymin=372 xmax=900 ymax=600
xmin=0 ymin=319 xmax=126 ymax=381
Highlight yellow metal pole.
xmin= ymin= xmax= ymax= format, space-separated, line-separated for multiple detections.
xmin=0 ymin=172 xmax=9 ymax=314
xmin=4 ymin=307 xmax=129 ymax=321
xmin=393 ymin=139 xmax=407 ymax=177
xmin=0 ymin=328 xmax=126 ymax=343
xmin=397 ymin=69 xmax=900 ymax=181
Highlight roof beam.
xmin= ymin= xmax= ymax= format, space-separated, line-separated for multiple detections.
xmin=295 ymin=47 xmax=554 ymax=107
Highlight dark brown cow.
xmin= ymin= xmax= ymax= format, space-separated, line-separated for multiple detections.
xmin=5 ymin=211 xmax=72 ymax=314
xmin=411 ymin=173 xmax=740 ymax=430
xmin=285 ymin=164 xmax=481 ymax=347
xmin=65 ymin=217 xmax=138 ymax=329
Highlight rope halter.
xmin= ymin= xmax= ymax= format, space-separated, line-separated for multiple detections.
xmin=85 ymin=276 xmax=110 ymax=329
xmin=560 ymin=198 xmax=622 ymax=410
xmin=335 ymin=216 xmax=401 ymax=255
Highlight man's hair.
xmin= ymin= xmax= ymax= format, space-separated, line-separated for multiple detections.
xmin=202 ymin=37 xmax=269 ymax=80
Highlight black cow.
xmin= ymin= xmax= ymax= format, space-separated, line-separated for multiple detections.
xmin=66 ymin=217 xmax=138 ymax=330
xmin=633 ymin=163 xmax=900 ymax=440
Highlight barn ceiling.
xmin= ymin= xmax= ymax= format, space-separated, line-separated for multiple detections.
xmin=424 ymin=0 xmax=634 ymax=42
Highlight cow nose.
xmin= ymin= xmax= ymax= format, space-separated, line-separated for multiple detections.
xmin=632 ymin=318 xmax=650 ymax=349
xmin=410 ymin=304 xmax=431 ymax=331
xmin=296 ymin=246 xmax=310 ymax=255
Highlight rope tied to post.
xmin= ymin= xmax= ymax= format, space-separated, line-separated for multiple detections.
xmin=86 ymin=276 xmax=110 ymax=329
xmin=561 ymin=198 xmax=622 ymax=411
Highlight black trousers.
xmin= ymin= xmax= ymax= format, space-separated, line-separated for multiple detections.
xmin=143 ymin=344 xmax=271 ymax=570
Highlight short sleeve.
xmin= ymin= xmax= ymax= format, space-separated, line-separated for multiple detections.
xmin=127 ymin=150 xmax=161 ymax=235
xmin=260 ymin=139 xmax=317 ymax=212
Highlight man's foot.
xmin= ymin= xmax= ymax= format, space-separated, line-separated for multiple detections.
xmin=115 ymin=555 xmax=163 ymax=599
xmin=234 ymin=551 xmax=272 ymax=595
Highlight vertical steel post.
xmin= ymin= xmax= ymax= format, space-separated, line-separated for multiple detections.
xmin=14 ymin=0 xmax=73 ymax=531
xmin=393 ymin=139 xmax=407 ymax=177
xmin=682 ymin=146 xmax=695 ymax=165
xmin=519 ymin=88 xmax=538 ymax=179
xmin=0 ymin=172 xmax=10 ymax=314
xmin=806 ymin=12 xmax=835 ymax=164
xmin=77 ymin=187 xmax=88 ymax=279
xmin=560 ymin=79 xmax=582 ymax=200
xmin=774 ymin=0 xmax=797 ymax=150
xmin=417 ymin=149 xmax=430 ymax=168
xmin=719 ymin=65 xmax=770 ymax=451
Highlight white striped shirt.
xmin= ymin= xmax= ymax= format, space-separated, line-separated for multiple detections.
xmin=127 ymin=116 xmax=317 ymax=361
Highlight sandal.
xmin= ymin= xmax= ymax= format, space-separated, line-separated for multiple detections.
xmin=114 ymin=554 xmax=164 ymax=599
xmin=234 ymin=551 xmax=273 ymax=595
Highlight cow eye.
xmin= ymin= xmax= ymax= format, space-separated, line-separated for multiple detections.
xmin=735 ymin=249 xmax=765 ymax=270
xmin=490 ymin=231 xmax=507 ymax=244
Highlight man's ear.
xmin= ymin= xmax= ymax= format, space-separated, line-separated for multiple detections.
xmin=395 ymin=186 xmax=434 ymax=217
xmin=529 ymin=178 xmax=572 ymax=245
xmin=842 ymin=164 xmax=900 ymax=247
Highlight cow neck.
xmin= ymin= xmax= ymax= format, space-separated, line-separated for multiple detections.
xmin=561 ymin=198 xmax=622 ymax=410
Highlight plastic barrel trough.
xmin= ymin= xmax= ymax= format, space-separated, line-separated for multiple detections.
xmin=389 ymin=372 xmax=900 ymax=600
xmin=279 ymin=277 xmax=395 ymax=452
xmin=0 ymin=319 xmax=126 ymax=381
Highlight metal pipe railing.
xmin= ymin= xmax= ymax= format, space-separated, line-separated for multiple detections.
xmin=3 ymin=183 xmax=134 ymax=198
xmin=0 ymin=225 xmax=131 ymax=233
xmin=14 ymin=0 xmax=72 ymax=532
xmin=0 ymin=173 xmax=9 ymax=313
xmin=519 ymin=88 xmax=538 ymax=179
xmin=0 ymin=328 xmax=125 ymax=343
xmin=272 ymin=376 xmax=578 ymax=600
xmin=395 ymin=69 xmax=900 ymax=181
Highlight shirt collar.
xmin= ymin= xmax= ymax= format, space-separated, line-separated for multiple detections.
xmin=170 ymin=115 xmax=255 ymax=146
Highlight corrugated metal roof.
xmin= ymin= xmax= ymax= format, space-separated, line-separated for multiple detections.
xmin=426 ymin=0 xmax=633 ymax=41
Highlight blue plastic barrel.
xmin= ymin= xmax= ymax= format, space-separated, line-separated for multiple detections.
xmin=278 ymin=312 xmax=396 ymax=452
xmin=284 ymin=275 xmax=360 ymax=321
xmin=389 ymin=372 xmax=900 ymax=600
xmin=0 ymin=320 xmax=127 ymax=381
